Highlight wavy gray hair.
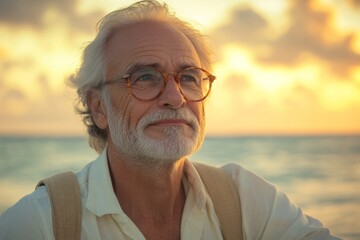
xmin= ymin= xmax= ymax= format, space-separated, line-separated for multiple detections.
xmin=68 ymin=0 xmax=213 ymax=153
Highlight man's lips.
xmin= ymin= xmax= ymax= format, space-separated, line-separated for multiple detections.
xmin=148 ymin=119 xmax=192 ymax=127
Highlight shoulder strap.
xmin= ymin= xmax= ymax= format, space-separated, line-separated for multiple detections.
xmin=35 ymin=165 xmax=242 ymax=240
xmin=193 ymin=162 xmax=243 ymax=240
xmin=36 ymin=171 xmax=82 ymax=240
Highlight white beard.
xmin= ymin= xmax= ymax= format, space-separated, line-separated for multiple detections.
xmin=106 ymin=101 xmax=205 ymax=167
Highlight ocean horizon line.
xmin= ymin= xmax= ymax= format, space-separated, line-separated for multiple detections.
xmin=0 ymin=132 xmax=359 ymax=139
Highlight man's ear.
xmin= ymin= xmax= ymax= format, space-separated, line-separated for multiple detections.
xmin=87 ymin=89 xmax=108 ymax=130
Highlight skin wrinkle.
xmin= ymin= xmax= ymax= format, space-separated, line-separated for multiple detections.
xmin=121 ymin=52 xmax=198 ymax=76
xmin=105 ymin=23 xmax=201 ymax=80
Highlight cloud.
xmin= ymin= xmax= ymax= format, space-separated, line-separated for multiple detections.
xmin=1 ymin=58 xmax=35 ymax=71
xmin=346 ymin=0 xmax=360 ymax=7
xmin=0 ymin=0 xmax=69 ymax=26
xmin=0 ymin=72 xmax=84 ymax=135
xmin=1 ymin=88 xmax=27 ymax=102
xmin=223 ymin=73 xmax=252 ymax=93
xmin=0 ymin=88 xmax=28 ymax=117
xmin=211 ymin=0 xmax=360 ymax=76
xmin=259 ymin=0 xmax=360 ymax=73
xmin=0 ymin=0 xmax=103 ymax=33
xmin=212 ymin=6 xmax=269 ymax=47
xmin=283 ymin=83 xmax=320 ymax=110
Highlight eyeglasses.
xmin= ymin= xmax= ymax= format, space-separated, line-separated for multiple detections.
xmin=98 ymin=66 xmax=216 ymax=102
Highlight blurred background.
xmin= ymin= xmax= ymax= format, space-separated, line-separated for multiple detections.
xmin=0 ymin=0 xmax=359 ymax=239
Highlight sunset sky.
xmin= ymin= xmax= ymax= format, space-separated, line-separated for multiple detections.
xmin=0 ymin=0 xmax=359 ymax=136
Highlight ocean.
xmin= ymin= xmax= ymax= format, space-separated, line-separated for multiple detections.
xmin=0 ymin=135 xmax=359 ymax=239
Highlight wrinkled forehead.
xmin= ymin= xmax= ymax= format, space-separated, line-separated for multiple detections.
xmin=107 ymin=21 xmax=193 ymax=46
xmin=104 ymin=21 xmax=201 ymax=75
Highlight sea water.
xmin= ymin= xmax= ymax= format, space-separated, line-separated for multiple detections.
xmin=0 ymin=135 xmax=359 ymax=239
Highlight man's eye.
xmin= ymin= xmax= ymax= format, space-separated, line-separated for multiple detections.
xmin=180 ymin=75 xmax=197 ymax=83
xmin=137 ymin=74 xmax=154 ymax=81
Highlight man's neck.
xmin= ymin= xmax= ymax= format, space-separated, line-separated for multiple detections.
xmin=107 ymin=146 xmax=186 ymax=239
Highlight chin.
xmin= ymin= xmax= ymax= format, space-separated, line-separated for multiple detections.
xmin=132 ymin=129 xmax=198 ymax=161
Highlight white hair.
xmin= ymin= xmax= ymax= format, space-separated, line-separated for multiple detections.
xmin=68 ymin=0 xmax=213 ymax=153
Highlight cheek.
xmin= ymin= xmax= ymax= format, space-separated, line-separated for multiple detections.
xmin=108 ymin=88 xmax=132 ymax=125
xmin=109 ymin=88 xmax=151 ymax=128
xmin=189 ymin=102 xmax=205 ymax=125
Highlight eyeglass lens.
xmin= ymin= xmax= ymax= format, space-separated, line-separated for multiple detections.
xmin=129 ymin=67 xmax=211 ymax=101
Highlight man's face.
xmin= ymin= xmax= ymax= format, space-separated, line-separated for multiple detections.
xmin=102 ymin=21 xmax=206 ymax=164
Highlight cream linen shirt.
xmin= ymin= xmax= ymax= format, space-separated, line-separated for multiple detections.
xmin=0 ymin=150 xmax=338 ymax=240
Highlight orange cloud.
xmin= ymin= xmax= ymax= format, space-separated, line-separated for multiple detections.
xmin=346 ymin=0 xmax=360 ymax=7
xmin=0 ymin=0 xmax=103 ymax=33
xmin=211 ymin=0 xmax=360 ymax=77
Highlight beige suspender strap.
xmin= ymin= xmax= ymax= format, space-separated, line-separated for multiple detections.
xmin=36 ymin=171 xmax=82 ymax=240
xmin=35 ymin=164 xmax=241 ymax=240
xmin=194 ymin=162 xmax=243 ymax=240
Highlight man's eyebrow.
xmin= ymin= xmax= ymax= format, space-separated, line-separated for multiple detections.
xmin=178 ymin=64 xmax=199 ymax=70
xmin=125 ymin=63 xmax=200 ymax=74
xmin=125 ymin=63 xmax=161 ymax=74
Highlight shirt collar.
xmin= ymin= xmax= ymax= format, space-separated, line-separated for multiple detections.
xmin=183 ymin=159 xmax=207 ymax=211
xmin=85 ymin=151 xmax=208 ymax=218
xmin=85 ymin=149 xmax=125 ymax=218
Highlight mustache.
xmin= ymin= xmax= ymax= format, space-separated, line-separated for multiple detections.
xmin=138 ymin=108 xmax=199 ymax=129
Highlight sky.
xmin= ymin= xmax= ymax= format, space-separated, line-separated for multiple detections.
xmin=0 ymin=0 xmax=359 ymax=136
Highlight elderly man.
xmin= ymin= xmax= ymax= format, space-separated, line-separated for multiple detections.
xmin=0 ymin=1 xmax=338 ymax=239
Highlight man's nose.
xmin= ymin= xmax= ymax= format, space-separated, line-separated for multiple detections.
xmin=157 ymin=76 xmax=186 ymax=109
